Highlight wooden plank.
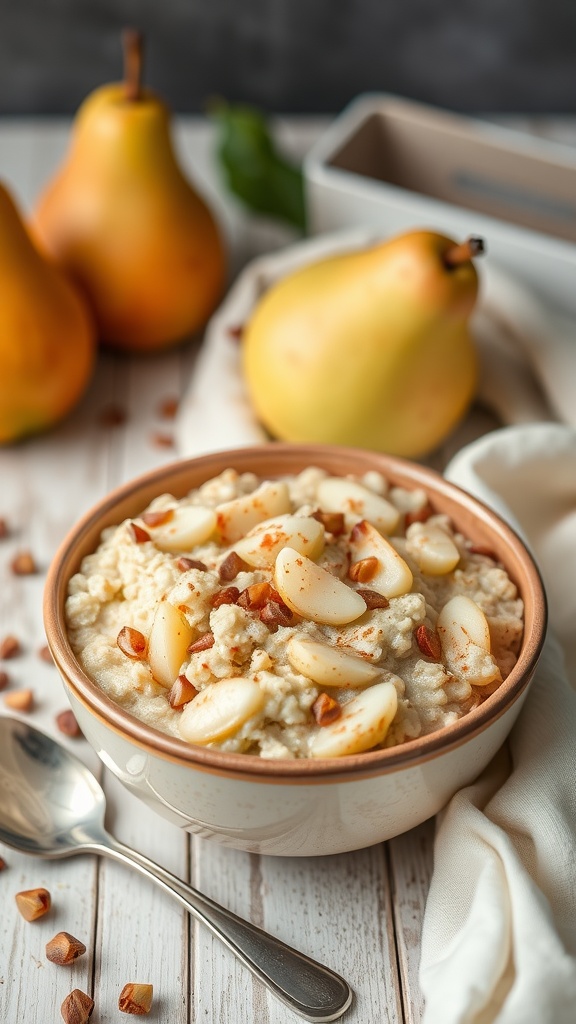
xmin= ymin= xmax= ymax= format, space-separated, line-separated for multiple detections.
xmin=388 ymin=819 xmax=437 ymax=1024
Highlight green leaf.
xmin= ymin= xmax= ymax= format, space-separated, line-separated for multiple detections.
xmin=210 ymin=101 xmax=306 ymax=232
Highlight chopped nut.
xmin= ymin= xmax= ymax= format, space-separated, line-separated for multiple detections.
xmin=0 ymin=669 xmax=9 ymax=690
xmin=227 ymin=324 xmax=244 ymax=341
xmin=168 ymin=674 xmax=199 ymax=708
xmin=127 ymin=522 xmax=151 ymax=544
xmin=38 ymin=643 xmax=54 ymax=664
xmin=119 ymin=982 xmax=154 ymax=1015
xmin=414 ymin=624 xmax=443 ymax=661
xmin=61 ymin=989 xmax=94 ymax=1024
xmin=260 ymin=600 xmax=294 ymax=631
xmin=15 ymin=887 xmax=51 ymax=921
xmin=0 ymin=516 xmax=9 ymax=539
xmin=312 ymin=692 xmax=342 ymax=727
xmin=349 ymin=556 xmax=379 ymax=583
xmin=98 ymin=403 xmax=126 ymax=427
xmin=10 ymin=549 xmax=38 ymax=575
xmin=237 ymin=581 xmax=277 ymax=611
xmin=0 ymin=856 xmax=7 ymax=870
xmin=405 ymin=503 xmax=435 ymax=527
xmin=117 ymin=626 xmax=147 ymax=659
xmin=311 ymin=510 xmax=346 ymax=535
xmin=141 ymin=508 xmax=174 ymax=528
xmin=176 ymin=556 xmax=207 ymax=572
xmin=46 ymin=931 xmax=87 ymax=965
xmin=354 ymin=589 xmax=390 ymax=610
xmin=150 ymin=431 xmax=174 ymax=449
xmin=4 ymin=689 xmax=34 ymax=712
xmin=0 ymin=634 xmax=21 ymax=659
xmin=218 ymin=551 xmax=247 ymax=582
xmin=157 ymin=395 xmax=179 ymax=419
xmin=56 ymin=710 xmax=83 ymax=738
xmin=187 ymin=632 xmax=215 ymax=654
xmin=211 ymin=586 xmax=240 ymax=609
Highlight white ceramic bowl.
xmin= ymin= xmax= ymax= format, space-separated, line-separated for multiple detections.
xmin=44 ymin=444 xmax=546 ymax=856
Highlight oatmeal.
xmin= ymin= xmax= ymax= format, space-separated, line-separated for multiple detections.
xmin=65 ymin=467 xmax=524 ymax=759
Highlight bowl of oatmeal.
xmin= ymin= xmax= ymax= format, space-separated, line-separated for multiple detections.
xmin=44 ymin=445 xmax=546 ymax=856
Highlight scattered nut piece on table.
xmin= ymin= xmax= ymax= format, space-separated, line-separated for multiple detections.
xmin=61 ymin=988 xmax=94 ymax=1024
xmin=56 ymin=709 xmax=83 ymax=737
xmin=10 ymin=549 xmax=38 ymax=575
xmin=4 ymin=688 xmax=34 ymax=712
xmin=118 ymin=982 xmax=154 ymax=1015
xmin=15 ymin=887 xmax=51 ymax=921
xmin=0 ymin=634 xmax=21 ymax=659
xmin=46 ymin=931 xmax=87 ymax=965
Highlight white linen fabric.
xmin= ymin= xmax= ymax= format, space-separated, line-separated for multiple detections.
xmin=176 ymin=232 xmax=576 ymax=1023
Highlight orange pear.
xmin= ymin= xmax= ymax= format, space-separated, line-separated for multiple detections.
xmin=33 ymin=31 xmax=226 ymax=352
xmin=0 ymin=182 xmax=95 ymax=444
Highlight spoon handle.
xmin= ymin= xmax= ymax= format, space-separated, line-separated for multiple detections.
xmin=89 ymin=832 xmax=352 ymax=1022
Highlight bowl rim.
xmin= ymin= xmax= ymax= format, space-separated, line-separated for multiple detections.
xmin=44 ymin=443 xmax=548 ymax=782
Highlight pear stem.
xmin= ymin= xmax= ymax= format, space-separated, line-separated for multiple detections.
xmin=123 ymin=28 xmax=144 ymax=102
xmin=443 ymin=236 xmax=485 ymax=268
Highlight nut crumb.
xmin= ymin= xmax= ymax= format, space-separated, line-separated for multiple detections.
xmin=157 ymin=396 xmax=179 ymax=419
xmin=98 ymin=403 xmax=126 ymax=428
xmin=0 ymin=517 xmax=9 ymax=539
xmin=176 ymin=556 xmax=207 ymax=572
xmin=0 ymin=856 xmax=7 ymax=871
xmin=118 ymin=982 xmax=153 ymax=1015
xmin=311 ymin=510 xmax=345 ymax=535
xmin=61 ymin=988 xmax=94 ymax=1024
xmin=218 ymin=551 xmax=247 ymax=582
xmin=150 ymin=431 xmax=174 ymax=449
xmin=56 ymin=710 xmax=83 ymax=738
xmin=10 ymin=550 xmax=38 ymax=575
xmin=312 ymin=693 xmax=342 ymax=726
xmin=168 ymin=675 xmax=199 ymax=708
xmin=4 ymin=689 xmax=34 ymax=712
xmin=349 ymin=557 xmax=379 ymax=583
xmin=38 ymin=644 xmax=54 ymax=664
xmin=46 ymin=931 xmax=86 ymax=965
xmin=414 ymin=624 xmax=443 ymax=661
xmin=0 ymin=635 xmax=20 ymax=659
xmin=211 ymin=586 xmax=240 ymax=609
xmin=15 ymin=887 xmax=51 ymax=921
xmin=0 ymin=669 xmax=9 ymax=690
xmin=355 ymin=589 xmax=390 ymax=610
xmin=117 ymin=627 xmax=147 ymax=660
xmin=128 ymin=522 xmax=151 ymax=544
xmin=227 ymin=324 xmax=244 ymax=341
xmin=187 ymin=633 xmax=215 ymax=654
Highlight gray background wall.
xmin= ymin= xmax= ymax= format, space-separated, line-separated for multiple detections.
xmin=1 ymin=0 xmax=574 ymax=116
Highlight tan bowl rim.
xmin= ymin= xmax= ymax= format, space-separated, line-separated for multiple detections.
xmin=43 ymin=443 xmax=548 ymax=781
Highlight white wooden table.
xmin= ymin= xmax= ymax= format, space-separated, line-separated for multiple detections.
xmin=0 ymin=114 xmax=573 ymax=1024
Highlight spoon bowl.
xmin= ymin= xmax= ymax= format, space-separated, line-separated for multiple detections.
xmin=0 ymin=716 xmax=352 ymax=1023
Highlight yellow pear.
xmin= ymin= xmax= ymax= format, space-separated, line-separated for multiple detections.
xmin=243 ymin=231 xmax=483 ymax=458
xmin=33 ymin=31 xmax=226 ymax=352
xmin=0 ymin=182 xmax=95 ymax=444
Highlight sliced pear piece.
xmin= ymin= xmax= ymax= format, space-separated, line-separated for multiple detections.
xmin=274 ymin=547 xmax=367 ymax=625
xmin=349 ymin=520 xmax=413 ymax=599
xmin=233 ymin=514 xmax=325 ymax=568
xmin=287 ymin=636 xmax=381 ymax=688
xmin=310 ymin=680 xmax=398 ymax=758
xmin=215 ymin=481 xmax=292 ymax=544
xmin=406 ymin=523 xmax=460 ymax=575
xmin=179 ymin=677 xmax=265 ymax=745
xmin=436 ymin=595 xmax=501 ymax=686
xmin=143 ymin=505 xmax=217 ymax=554
xmin=317 ymin=477 xmax=400 ymax=534
xmin=148 ymin=598 xmax=194 ymax=688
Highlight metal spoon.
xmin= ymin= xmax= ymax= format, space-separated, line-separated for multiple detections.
xmin=0 ymin=716 xmax=352 ymax=1022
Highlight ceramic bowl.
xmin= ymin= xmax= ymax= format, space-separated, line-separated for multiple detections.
xmin=44 ymin=444 xmax=546 ymax=857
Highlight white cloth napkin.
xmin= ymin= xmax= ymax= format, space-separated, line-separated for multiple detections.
xmin=175 ymin=231 xmax=576 ymax=1023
